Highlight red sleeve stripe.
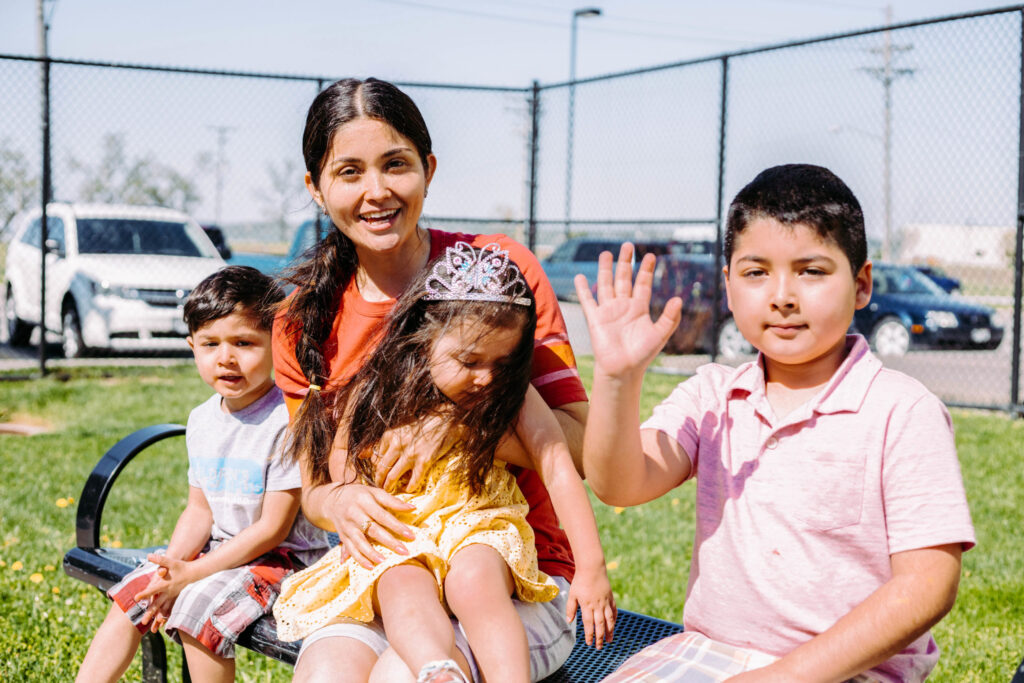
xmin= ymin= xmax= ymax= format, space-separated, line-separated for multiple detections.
xmin=532 ymin=368 xmax=582 ymax=387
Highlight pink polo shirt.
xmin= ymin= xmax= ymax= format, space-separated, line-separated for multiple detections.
xmin=642 ymin=335 xmax=975 ymax=682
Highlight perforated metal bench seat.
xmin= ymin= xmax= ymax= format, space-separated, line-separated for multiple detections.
xmin=63 ymin=424 xmax=684 ymax=681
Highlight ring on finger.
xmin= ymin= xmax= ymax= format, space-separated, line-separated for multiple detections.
xmin=361 ymin=519 xmax=372 ymax=534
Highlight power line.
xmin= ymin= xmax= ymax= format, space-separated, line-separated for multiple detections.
xmin=372 ymin=0 xmax=766 ymax=45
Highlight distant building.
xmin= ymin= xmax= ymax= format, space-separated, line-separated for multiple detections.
xmin=898 ymin=223 xmax=1013 ymax=267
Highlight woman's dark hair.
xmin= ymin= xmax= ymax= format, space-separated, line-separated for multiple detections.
xmin=184 ymin=265 xmax=284 ymax=333
xmin=280 ymin=77 xmax=434 ymax=475
xmin=305 ymin=250 xmax=537 ymax=495
xmin=724 ymin=164 xmax=867 ymax=277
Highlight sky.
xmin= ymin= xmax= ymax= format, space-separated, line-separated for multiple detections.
xmin=0 ymin=0 xmax=1010 ymax=87
xmin=1 ymin=0 xmax=1020 ymax=252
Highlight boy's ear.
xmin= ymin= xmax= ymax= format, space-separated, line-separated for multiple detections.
xmin=722 ymin=265 xmax=734 ymax=312
xmin=854 ymin=261 xmax=873 ymax=310
xmin=186 ymin=336 xmax=195 ymax=352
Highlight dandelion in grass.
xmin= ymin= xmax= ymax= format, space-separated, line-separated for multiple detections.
xmin=0 ymin=560 xmax=6 ymax=568
xmin=56 ymin=498 xmax=69 ymax=508
xmin=671 ymin=498 xmax=679 ymax=507
xmin=111 ymin=540 xmax=123 ymax=549
xmin=11 ymin=560 xmax=23 ymax=571
xmin=30 ymin=572 xmax=43 ymax=583
xmin=606 ymin=560 xmax=620 ymax=571
xmin=44 ymin=564 xmax=55 ymax=571
xmin=52 ymin=586 xmax=60 ymax=594
xmin=614 ymin=507 xmax=625 ymax=514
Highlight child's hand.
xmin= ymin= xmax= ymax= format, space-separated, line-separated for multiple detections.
xmin=134 ymin=554 xmax=195 ymax=628
xmin=575 ymin=244 xmax=682 ymax=378
xmin=373 ymin=414 xmax=453 ymax=493
xmin=565 ymin=562 xmax=617 ymax=650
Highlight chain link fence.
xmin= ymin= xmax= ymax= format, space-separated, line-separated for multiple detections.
xmin=1 ymin=6 xmax=1022 ymax=414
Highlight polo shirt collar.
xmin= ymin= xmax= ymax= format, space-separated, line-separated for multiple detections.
xmin=724 ymin=334 xmax=882 ymax=418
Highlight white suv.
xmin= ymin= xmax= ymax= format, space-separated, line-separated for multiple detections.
xmin=3 ymin=203 xmax=225 ymax=357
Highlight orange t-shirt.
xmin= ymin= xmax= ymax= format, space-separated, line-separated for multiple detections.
xmin=272 ymin=229 xmax=587 ymax=580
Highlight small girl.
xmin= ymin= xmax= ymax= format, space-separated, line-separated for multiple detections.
xmin=273 ymin=243 xmax=615 ymax=683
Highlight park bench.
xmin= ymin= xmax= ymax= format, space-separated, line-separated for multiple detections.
xmin=63 ymin=423 xmax=684 ymax=682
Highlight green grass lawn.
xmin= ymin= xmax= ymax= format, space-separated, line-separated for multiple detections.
xmin=1 ymin=361 xmax=1021 ymax=681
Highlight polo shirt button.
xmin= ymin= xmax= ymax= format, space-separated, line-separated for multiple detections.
xmin=766 ymin=436 xmax=779 ymax=449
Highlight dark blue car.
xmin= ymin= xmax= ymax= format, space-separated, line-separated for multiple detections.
xmin=854 ymin=263 xmax=1002 ymax=356
xmin=911 ymin=264 xmax=961 ymax=294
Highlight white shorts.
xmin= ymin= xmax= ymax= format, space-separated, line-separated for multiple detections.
xmin=296 ymin=576 xmax=574 ymax=682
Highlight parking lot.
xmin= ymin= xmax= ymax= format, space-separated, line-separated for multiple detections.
xmin=560 ymin=301 xmax=1023 ymax=409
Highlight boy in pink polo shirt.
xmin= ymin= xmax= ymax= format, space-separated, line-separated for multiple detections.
xmin=577 ymin=164 xmax=975 ymax=683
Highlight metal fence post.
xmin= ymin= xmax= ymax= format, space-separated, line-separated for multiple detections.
xmin=710 ymin=56 xmax=729 ymax=362
xmin=527 ymin=80 xmax=541 ymax=254
xmin=38 ymin=55 xmax=51 ymax=374
xmin=1012 ymin=10 xmax=1024 ymax=416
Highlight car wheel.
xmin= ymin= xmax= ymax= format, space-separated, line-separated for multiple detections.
xmin=717 ymin=318 xmax=754 ymax=360
xmin=870 ymin=317 xmax=910 ymax=357
xmin=4 ymin=286 xmax=32 ymax=346
xmin=62 ymin=305 xmax=87 ymax=358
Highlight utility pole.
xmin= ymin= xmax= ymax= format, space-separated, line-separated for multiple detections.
xmin=207 ymin=125 xmax=235 ymax=226
xmin=860 ymin=4 xmax=913 ymax=262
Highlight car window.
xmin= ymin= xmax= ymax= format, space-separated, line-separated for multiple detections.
xmin=547 ymin=241 xmax=577 ymax=263
xmin=48 ymin=217 xmax=65 ymax=253
xmin=575 ymin=242 xmax=617 ymax=261
xmin=876 ymin=267 xmax=946 ymax=296
xmin=76 ymin=219 xmax=208 ymax=257
xmin=19 ymin=217 xmax=64 ymax=249
xmin=21 ymin=219 xmax=41 ymax=247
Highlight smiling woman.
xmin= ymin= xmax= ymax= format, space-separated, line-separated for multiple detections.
xmin=271 ymin=78 xmax=591 ymax=683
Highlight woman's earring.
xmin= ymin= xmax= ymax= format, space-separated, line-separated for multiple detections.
xmin=424 ymin=188 xmax=429 ymax=199
xmin=319 ymin=203 xmax=328 ymax=216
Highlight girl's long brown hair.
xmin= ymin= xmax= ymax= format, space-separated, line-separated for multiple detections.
xmin=336 ymin=259 xmax=537 ymax=495
xmin=279 ymin=77 xmax=434 ymax=482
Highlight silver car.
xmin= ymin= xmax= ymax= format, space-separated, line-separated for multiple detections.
xmin=3 ymin=203 xmax=225 ymax=357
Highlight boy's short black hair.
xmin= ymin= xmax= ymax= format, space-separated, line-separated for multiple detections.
xmin=183 ymin=265 xmax=285 ymax=334
xmin=724 ymin=164 xmax=867 ymax=276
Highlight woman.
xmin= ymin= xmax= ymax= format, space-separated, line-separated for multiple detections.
xmin=272 ymin=78 xmax=589 ymax=683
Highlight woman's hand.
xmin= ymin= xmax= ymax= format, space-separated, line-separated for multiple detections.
xmin=575 ymin=243 xmax=682 ymax=378
xmin=371 ymin=415 xmax=452 ymax=493
xmin=324 ymin=483 xmax=417 ymax=569
xmin=565 ymin=562 xmax=617 ymax=650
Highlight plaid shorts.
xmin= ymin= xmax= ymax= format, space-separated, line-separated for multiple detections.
xmin=107 ymin=546 xmax=295 ymax=659
xmin=602 ymin=632 xmax=883 ymax=683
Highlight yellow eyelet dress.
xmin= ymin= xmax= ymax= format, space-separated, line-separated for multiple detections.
xmin=273 ymin=446 xmax=559 ymax=642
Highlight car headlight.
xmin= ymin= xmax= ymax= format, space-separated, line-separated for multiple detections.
xmin=82 ymin=275 xmax=140 ymax=300
xmin=925 ymin=310 xmax=958 ymax=329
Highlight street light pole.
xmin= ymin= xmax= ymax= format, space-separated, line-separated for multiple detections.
xmin=565 ymin=7 xmax=601 ymax=239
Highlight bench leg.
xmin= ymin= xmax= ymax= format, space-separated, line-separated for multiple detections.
xmin=140 ymin=631 xmax=168 ymax=683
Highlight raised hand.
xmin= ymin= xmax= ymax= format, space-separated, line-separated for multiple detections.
xmin=574 ymin=243 xmax=682 ymax=378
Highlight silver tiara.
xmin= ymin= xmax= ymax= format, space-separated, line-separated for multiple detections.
xmin=424 ymin=242 xmax=531 ymax=307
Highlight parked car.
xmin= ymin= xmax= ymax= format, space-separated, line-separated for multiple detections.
xmin=541 ymin=237 xmax=675 ymax=301
xmin=3 ymin=203 xmax=225 ymax=357
xmin=648 ymin=254 xmax=753 ymax=358
xmin=911 ymin=264 xmax=961 ymax=294
xmin=227 ymin=218 xmax=331 ymax=276
xmin=201 ymin=224 xmax=233 ymax=260
xmin=854 ymin=263 xmax=1002 ymax=356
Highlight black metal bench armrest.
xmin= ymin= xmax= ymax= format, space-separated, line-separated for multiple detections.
xmin=74 ymin=424 xmax=186 ymax=551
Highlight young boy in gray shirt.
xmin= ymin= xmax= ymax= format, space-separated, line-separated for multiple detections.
xmin=76 ymin=266 xmax=327 ymax=682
